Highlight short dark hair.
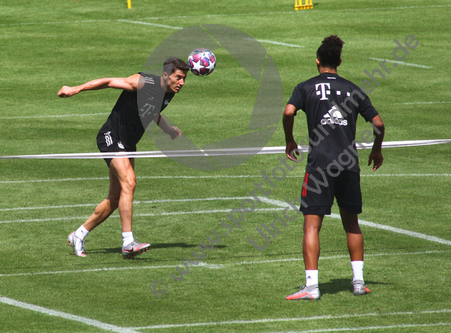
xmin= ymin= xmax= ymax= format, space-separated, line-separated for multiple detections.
xmin=316 ymin=35 xmax=345 ymax=69
xmin=163 ymin=57 xmax=189 ymax=75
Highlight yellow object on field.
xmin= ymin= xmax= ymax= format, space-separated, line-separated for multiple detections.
xmin=294 ymin=0 xmax=313 ymax=10
xmin=127 ymin=0 xmax=131 ymax=9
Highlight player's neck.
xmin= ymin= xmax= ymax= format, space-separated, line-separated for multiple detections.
xmin=318 ymin=66 xmax=337 ymax=74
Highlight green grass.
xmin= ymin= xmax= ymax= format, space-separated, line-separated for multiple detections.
xmin=1 ymin=0 xmax=451 ymax=332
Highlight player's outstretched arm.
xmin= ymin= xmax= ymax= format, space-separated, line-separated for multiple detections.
xmin=57 ymin=74 xmax=141 ymax=98
xmin=368 ymin=115 xmax=385 ymax=171
xmin=156 ymin=114 xmax=181 ymax=140
xmin=283 ymin=104 xmax=299 ymax=162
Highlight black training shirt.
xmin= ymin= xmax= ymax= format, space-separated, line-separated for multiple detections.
xmin=288 ymin=73 xmax=378 ymax=173
xmin=98 ymin=73 xmax=175 ymax=150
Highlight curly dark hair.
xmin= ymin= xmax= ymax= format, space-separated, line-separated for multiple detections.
xmin=316 ymin=35 xmax=345 ymax=69
xmin=163 ymin=57 xmax=189 ymax=75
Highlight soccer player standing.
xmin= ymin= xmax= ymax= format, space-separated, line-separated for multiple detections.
xmin=58 ymin=58 xmax=189 ymax=258
xmin=283 ymin=36 xmax=385 ymax=300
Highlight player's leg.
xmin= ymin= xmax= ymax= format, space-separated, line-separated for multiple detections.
xmin=287 ymin=170 xmax=332 ymax=300
xmin=68 ymin=163 xmax=122 ymax=257
xmin=336 ymin=171 xmax=369 ymax=295
xmin=303 ymin=214 xmax=324 ymax=270
xmin=109 ymin=157 xmax=136 ymax=233
xmin=109 ymin=157 xmax=151 ymax=258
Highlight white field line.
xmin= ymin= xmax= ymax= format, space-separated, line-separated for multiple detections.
xmin=1 ymin=173 xmax=451 ymax=185
xmin=131 ymin=309 xmax=451 ymax=330
xmin=368 ymin=57 xmax=432 ymax=69
xmin=116 ymin=19 xmax=182 ymax=30
xmin=394 ymin=101 xmax=451 ymax=105
xmin=1 ymin=250 xmax=448 ymax=278
xmin=0 ymin=197 xmax=252 ymax=212
xmin=264 ymin=322 xmax=451 ymax=333
xmin=0 ymin=208 xmax=283 ymax=224
xmin=264 ymin=198 xmax=451 ymax=246
xmin=2 ymin=4 xmax=450 ymax=27
xmin=0 ymin=113 xmax=109 ymax=120
xmin=0 ymin=296 xmax=139 ymax=333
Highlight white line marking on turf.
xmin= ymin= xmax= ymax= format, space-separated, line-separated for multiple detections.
xmin=0 ymin=296 xmax=139 ymax=333
xmin=2 ymin=4 xmax=450 ymax=27
xmin=263 ymin=322 xmax=451 ymax=333
xmin=265 ymin=198 xmax=451 ymax=246
xmin=0 ymin=113 xmax=109 ymax=120
xmin=130 ymin=309 xmax=451 ymax=329
xmin=0 ymin=208 xmax=283 ymax=224
xmin=117 ymin=19 xmax=182 ymax=30
xmin=2 ymin=173 xmax=450 ymax=184
xmin=1 ymin=250 xmax=448 ymax=278
xmin=0 ymin=197 xmax=252 ymax=212
xmin=368 ymin=57 xmax=432 ymax=69
xmin=339 ymin=214 xmax=451 ymax=246
xmin=394 ymin=101 xmax=451 ymax=105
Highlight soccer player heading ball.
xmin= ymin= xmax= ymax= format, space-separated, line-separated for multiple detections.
xmin=58 ymin=57 xmax=189 ymax=258
xmin=283 ymin=36 xmax=385 ymax=300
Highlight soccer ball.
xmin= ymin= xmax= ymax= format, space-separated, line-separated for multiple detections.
xmin=187 ymin=48 xmax=216 ymax=76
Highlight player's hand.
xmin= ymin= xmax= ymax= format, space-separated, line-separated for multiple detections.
xmin=58 ymin=86 xmax=76 ymax=98
xmin=169 ymin=126 xmax=181 ymax=140
xmin=286 ymin=141 xmax=299 ymax=162
xmin=368 ymin=150 xmax=383 ymax=171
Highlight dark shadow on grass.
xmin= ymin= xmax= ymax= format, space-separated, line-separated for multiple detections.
xmin=289 ymin=279 xmax=391 ymax=296
xmin=87 ymin=243 xmax=227 ymax=255
xmin=151 ymin=242 xmax=226 ymax=249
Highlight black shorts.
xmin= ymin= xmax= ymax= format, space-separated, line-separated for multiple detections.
xmin=300 ymin=169 xmax=362 ymax=215
xmin=96 ymin=130 xmax=135 ymax=167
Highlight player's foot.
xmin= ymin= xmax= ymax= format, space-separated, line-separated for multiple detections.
xmin=352 ymin=280 xmax=370 ymax=296
xmin=286 ymin=285 xmax=321 ymax=300
xmin=67 ymin=232 xmax=86 ymax=257
xmin=122 ymin=240 xmax=151 ymax=258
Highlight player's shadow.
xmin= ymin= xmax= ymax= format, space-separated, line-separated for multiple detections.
xmin=321 ymin=279 xmax=391 ymax=295
xmin=289 ymin=279 xmax=391 ymax=296
xmin=88 ymin=242 xmax=226 ymax=255
xmin=151 ymin=242 xmax=226 ymax=249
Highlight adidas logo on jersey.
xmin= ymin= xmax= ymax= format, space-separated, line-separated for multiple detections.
xmin=320 ymin=105 xmax=348 ymax=126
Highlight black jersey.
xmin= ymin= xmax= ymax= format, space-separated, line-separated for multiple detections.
xmin=98 ymin=73 xmax=175 ymax=150
xmin=288 ymin=73 xmax=378 ymax=173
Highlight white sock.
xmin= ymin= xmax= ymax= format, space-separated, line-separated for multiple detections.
xmin=75 ymin=225 xmax=89 ymax=240
xmin=351 ymin=261 xmax=364 ymax=282
xmin=122 ymin=232 xmax=134 ymax=247
xmin=305 ymin=270 xmax=318 ymax=287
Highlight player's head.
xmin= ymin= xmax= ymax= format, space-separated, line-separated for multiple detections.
xmin=316 ymin=35 xmax=344 ymax=70
xmin=163 ymin=57 xmax=189 ymax=93
xmin=163 ymin=57 xmax=189 ymax=76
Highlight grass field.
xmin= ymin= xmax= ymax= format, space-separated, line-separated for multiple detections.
xmin=1 ymin=0 xmax=451 ymax=332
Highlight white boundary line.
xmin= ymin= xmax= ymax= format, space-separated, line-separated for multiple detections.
xmin=117 ymin=19 xmax=182 ymax=30
xmin=131 ymin=309 xmax=451 ymax=330
xmin=2 ymin=4 xmax=450 ymax=27
xmin=1 ymin=250 xmax=448 ymax=278
xmin=0 ymin=296 xmax=139 ymax=333
xmin=1 ymin=173 xmax=451 ymax=185
xmin=394 ymin=101 xmax=451 ymax=105
xmin=263 ymin=322 xmax=451 ymax=333
xmin=368 ymin=57 xmax=432 ymax=69
xmin=0 ymin=113 xmax=109 ymax=120
xmin=265 ymin=198 xmax=451 ymax=246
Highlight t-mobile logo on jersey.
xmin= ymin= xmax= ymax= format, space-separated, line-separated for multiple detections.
xmin=315 ymin=83 xmax=331 ymax=100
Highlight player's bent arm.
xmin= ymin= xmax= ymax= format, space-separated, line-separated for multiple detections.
xmin=371 ymin=115 xmax=385 ymax=151
xmin=368 ymin=115 xmax=385 ymax=171
xmin=57 ymin=74 xmax=141 ymax=97
xmin=283 ymin=104 xmax=299 ymax=161
xmin=156 ymin=114 xmax=181 ymax=140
